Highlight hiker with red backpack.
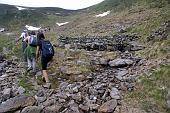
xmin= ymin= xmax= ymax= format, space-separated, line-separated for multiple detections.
xmin=36 ymin=31 xmax=54 ymax=88
xmin=24 ymin=31 xmax=37 ymax=74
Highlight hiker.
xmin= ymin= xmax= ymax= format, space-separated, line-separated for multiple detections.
xmin=16 ymin=29 xmax=28 ymax=62
xmin=36 ymin=31 xmax=54 ymax=88
xmin=24 ymin=31 xmax=37 ymax=74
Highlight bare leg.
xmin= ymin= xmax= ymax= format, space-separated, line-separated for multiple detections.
xmin=42 ymin=70 xmax=49 ymax=83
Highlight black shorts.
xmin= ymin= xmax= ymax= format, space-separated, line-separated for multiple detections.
xmin=41 ymin=56 xmax=52 ymax=70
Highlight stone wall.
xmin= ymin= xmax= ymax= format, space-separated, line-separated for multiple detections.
xmin=57 ymin=34 xmax=143 ymax=52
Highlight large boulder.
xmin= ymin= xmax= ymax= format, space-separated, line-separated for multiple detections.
xmin=0 ymin=95 xmax=36 ymax=113
xmin=98 ymin=99 xmax=117 ymax=113
xmin=108 ymin=58 xmax=133 ymax=67
xmin=21 ymin=106 xmax=42 ymax=113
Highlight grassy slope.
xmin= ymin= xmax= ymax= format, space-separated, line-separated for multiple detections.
xmin=53 ymin=0 xmax=170 ymax=37
xmin=127 ymin=65 xmax=170 ymax=113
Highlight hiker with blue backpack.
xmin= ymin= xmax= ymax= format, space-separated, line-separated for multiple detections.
xmin=36 ymin=31 xmax=54 ymax=88
xmin=24 ymin=31 xmax=37 ymax=74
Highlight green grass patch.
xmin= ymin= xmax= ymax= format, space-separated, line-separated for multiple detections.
xmin=18 ymin=74 xmax=34 ymax=95
xmin=128 ymin=65 xmax=170 ymax=113
xmin=0 ymin=35 xmax=13 ymax=52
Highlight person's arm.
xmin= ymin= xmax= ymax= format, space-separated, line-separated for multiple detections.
xmin=16 ymin=33 xmax=24 ymax=42
xmin=16 ymin=37 xmax=22 ymax=42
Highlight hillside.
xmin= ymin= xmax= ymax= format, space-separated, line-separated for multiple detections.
xmin=0 ymin=4 xmax=76 ymax=30
xmin=0 ymin=0 xmax=170 ymax=113
xmin=53 ymin=0 xmax=170 ymax=38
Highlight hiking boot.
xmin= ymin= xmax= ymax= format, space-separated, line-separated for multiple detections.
xmin=27 ymin=67 xmax=32 ymax=72
xmin=43 ymin=82 xmax=51 ymax=89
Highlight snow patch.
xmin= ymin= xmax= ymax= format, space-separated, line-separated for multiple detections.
xmin=16 ymin=6 xmax=28 ymax=10
xmin=55 ymin=13 xmax=61 ymax=15
xmin=95 ymin=11 xmax=110 ymax=17
xmin=0 ymin=28 xmax=5 ymax=32
xmin=56 ymin=22 xmax=69 ymax=26
xmin=25 ymin=25 xmax=41 ymax=31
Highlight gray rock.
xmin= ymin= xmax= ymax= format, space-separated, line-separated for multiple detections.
xmin=35 ymin=95 xmax=46 ymax=103
xmin=109 ymin=58 xmax=133 ymax=67
xmin=36 ymin=90 xmax=44 ymax=97
xmin=1 ymin=74 xmax=9 ymax=78
xmin=6 ymin=68 xmax=13 ymax=73
xmin=35 ymin=71 xmax=42 ymax=77
xmin=71 ymin=92 xmax=82 ymax=102
xmin=115 ymin=75 xmax=123 ymax=81
xmin=89 ymin=88 xmax=98 ymax=95
xmin=75 ymin=75 xmax=86 ymax=82
xmin=67 ymin=100 xmax=80 ymax=113
xmin=79 ymin=104 xmax=89 ymax=112
xmin=2 ymin=47 xmax=11 ymax=55
xmin=116 ymin=70 xmax=128 ymax=77
xmin=0 ymin=62 xmax=6 ymax=68
xmin=58 ymin=98 xmax=66 ymax=103
xmin=2 ymin=88 xmax=12 ymax=101
xmin=98 ymin=99 xmax=117 ymax=113
xmin=8 ymin=72 xmax=15 ymax=76
xmin=59 ymin=82 xmax=69 ymax=91
xmin=0 ymin=95 xmax=36 ymax=113
xmin=72 ymin=86 xmax=79 ymax=93
xmin=76 ymin=60 xmax=90 ymax=65
xmin=129 ymin=41 xmax=144 ymax=51
xmin=43 ymin=104 xmax=63 ymax=113
xmin=99 ymin=58 xmax=109 ymax=65
xmin=21 ymin=106 xmax=42 ymax=113
xmin=55 ymin=92 xmax=68 ymax=99
xmin=18 ymin=86 xmax=26 ymax=95
xmin=43 ymin=99 xmax=56 ymax=107
xmin=11 ymin=56 xmax=19 ymax=61
xmin=69 ymin=106 xmax=80 ymax=113
xmin=109 ymin=87 xmax=120 ymax=99
xmin=89 ymin=104 xmax=100 ymax=110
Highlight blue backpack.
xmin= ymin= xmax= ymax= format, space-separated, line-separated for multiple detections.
xmin=41 ymin=40 xmax=54 ymax=57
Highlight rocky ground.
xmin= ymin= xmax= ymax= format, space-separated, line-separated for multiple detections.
xmin=0 ymin=21 xmax=169 ymax=113
xmin=0 ymin=34 xmax=145 ymax=113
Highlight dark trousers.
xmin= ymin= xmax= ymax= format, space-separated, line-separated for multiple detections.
xmin=22 ymin=41 xmax=27 ymax=62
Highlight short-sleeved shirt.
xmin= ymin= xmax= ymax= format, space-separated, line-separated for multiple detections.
xmin=20 ymin=32 xmax=27 ymax=41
